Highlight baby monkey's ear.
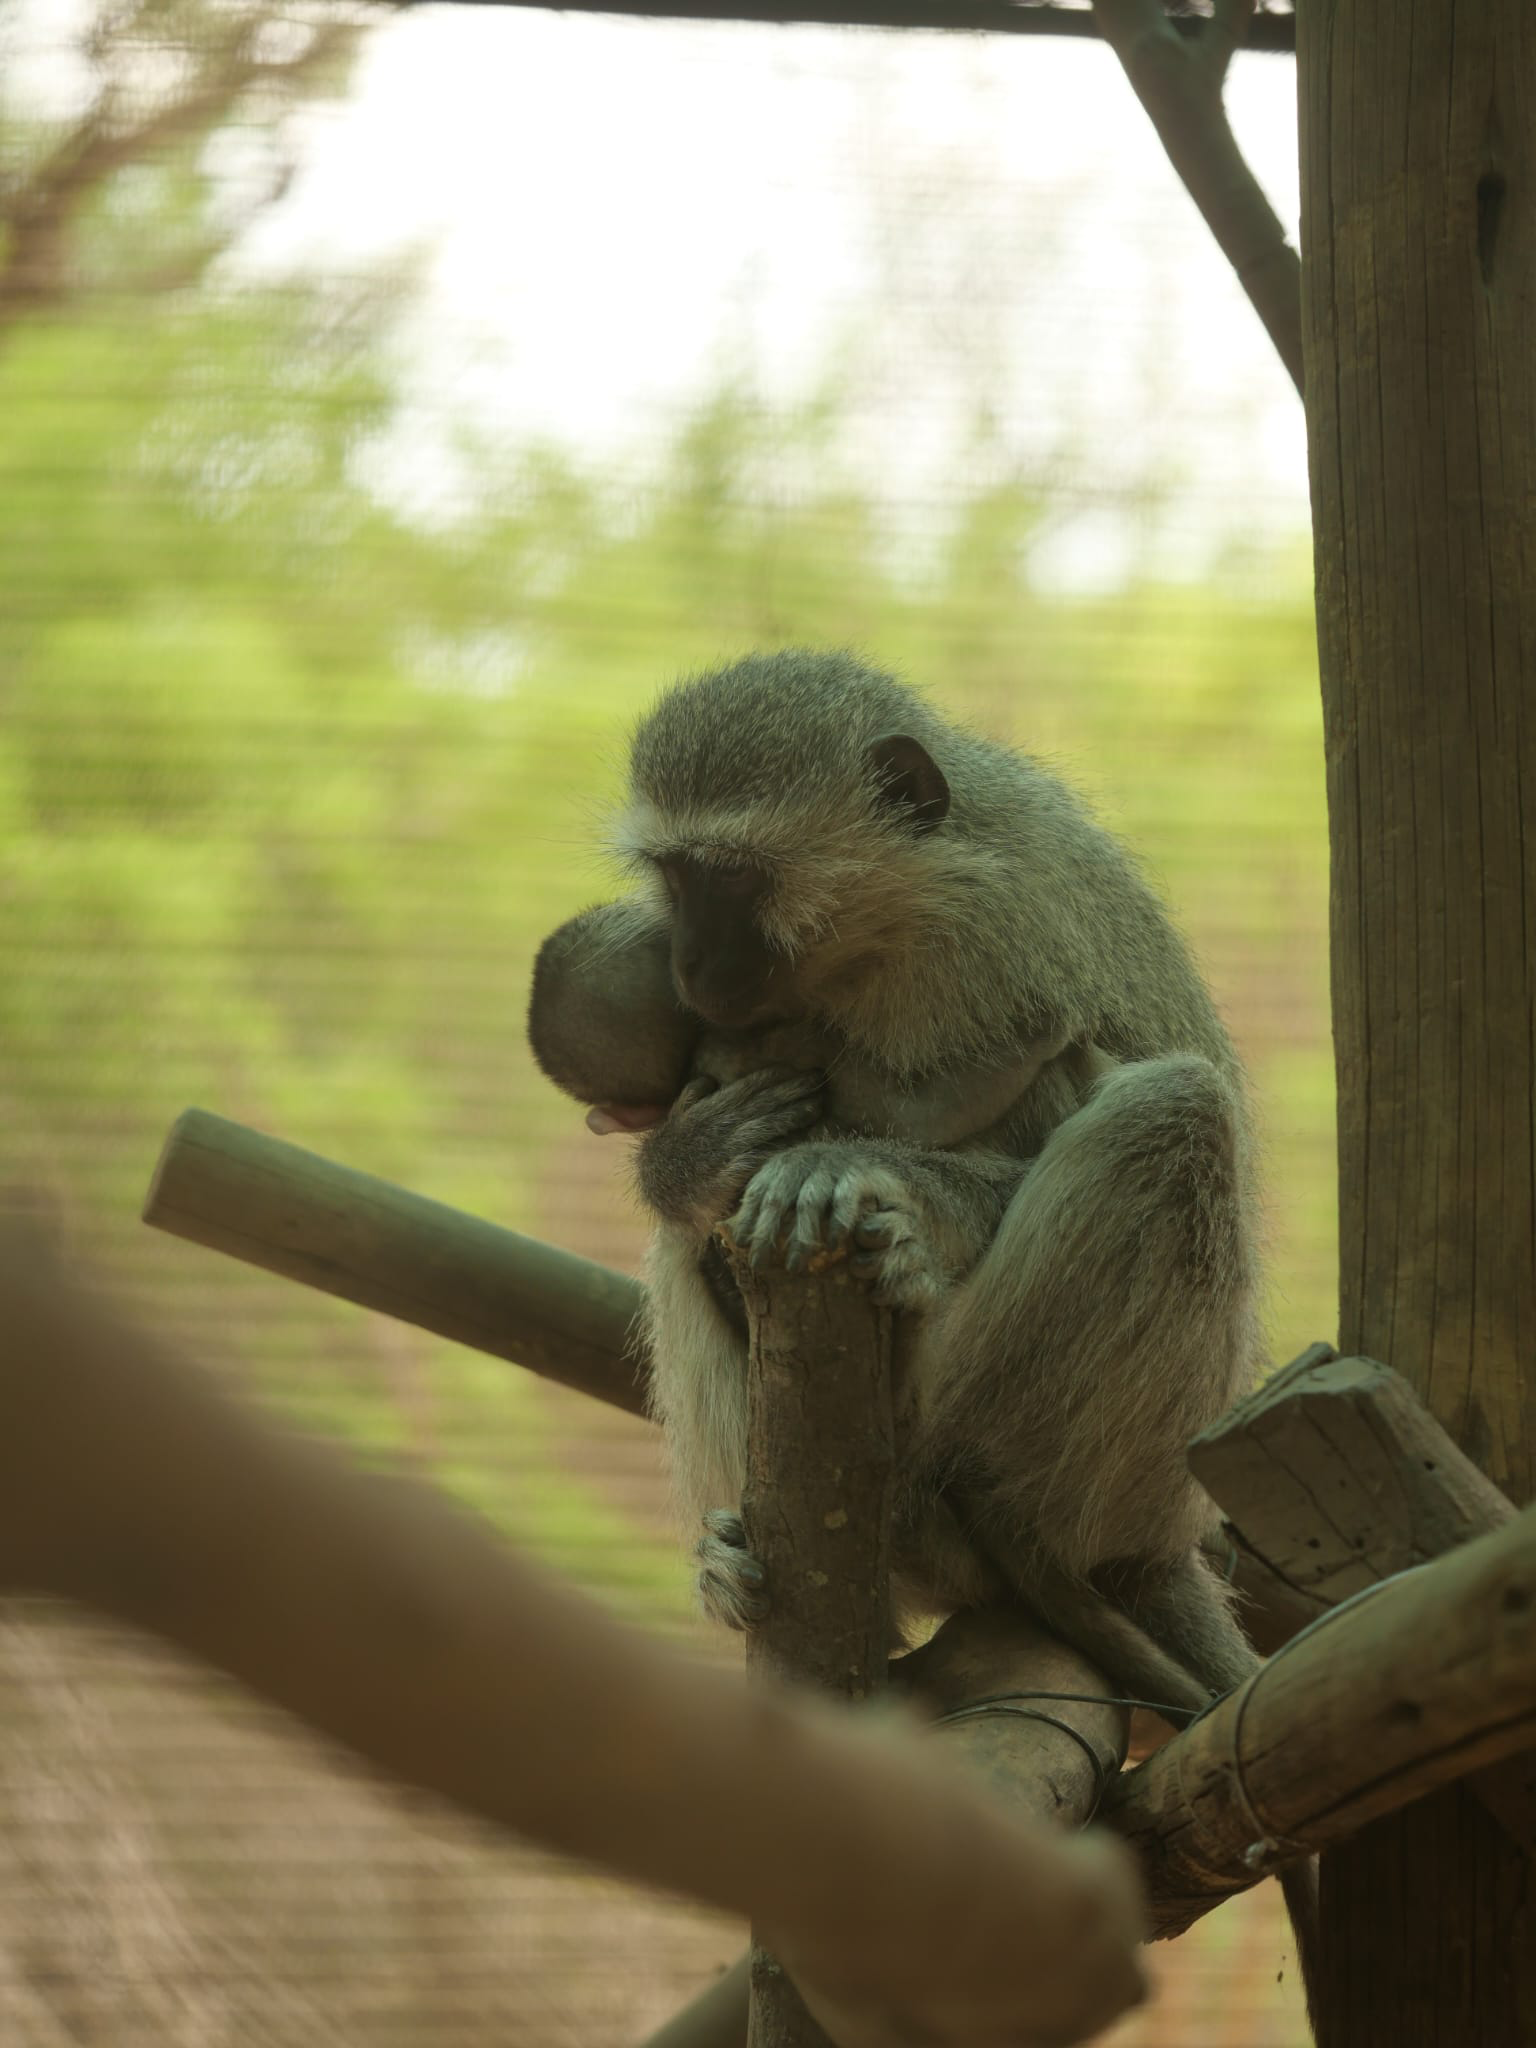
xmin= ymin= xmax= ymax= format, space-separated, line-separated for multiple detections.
xmin=866 ymin=734 xmax=950 ymax=835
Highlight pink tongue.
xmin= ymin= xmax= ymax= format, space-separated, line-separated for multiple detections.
xmin=587 ymin=1103 xmax=669 ymax=1135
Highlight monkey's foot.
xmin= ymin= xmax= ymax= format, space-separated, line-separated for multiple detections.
xmin=730 ymin=1142 xmax=946 ymax=1309
xmin=695 ymin=1508 xmax=768 ymax=1631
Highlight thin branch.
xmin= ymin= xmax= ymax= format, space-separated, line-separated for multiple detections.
xmin=0 ymin=13 xmax=365 ymax=325
xmin=1200 ymin=0 xmax=1255 ymax=82
xmin=1091 ymin=0 xmax=1303 ymax=393
xmin=413 ymin=2 xmax=1298 ymax=54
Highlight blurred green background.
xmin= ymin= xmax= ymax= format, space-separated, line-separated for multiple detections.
xmin=0 ymin=3 xmax=1322 ymax=2041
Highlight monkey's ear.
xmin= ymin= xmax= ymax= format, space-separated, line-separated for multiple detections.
xmin=867 ymin=734 xmax=950 ymax=835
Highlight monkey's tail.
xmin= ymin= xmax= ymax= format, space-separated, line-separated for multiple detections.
xmin=1010 ymin=1552 xmax=1216 ymax=1721
xmin=1279 ymin=1860 xmax=1322 ymax=2042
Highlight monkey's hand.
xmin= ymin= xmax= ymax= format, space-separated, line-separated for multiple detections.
xmin=633 ymin=1068 xmax=826 ymax=1230
xmin=694 ymin=1508 xmax=768 ymax=1631
xmin=729 ymin=1139 xmax=1006 ymax=1311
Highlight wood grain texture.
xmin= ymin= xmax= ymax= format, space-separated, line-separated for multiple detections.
xmin=1192 ymin=1345 xmax=1534 ymax=1851
xmin=1299 ymin=1 xmax=1536 ymax=2036
xmin=726 ymin=1248 xmax=897 ymax=2048
xmin=1191 ymin=1345 xmax=1516 ymax=1607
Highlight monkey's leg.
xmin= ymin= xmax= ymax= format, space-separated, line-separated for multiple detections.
xmin=924 ymin=1055 xmax=1259 ymax=1580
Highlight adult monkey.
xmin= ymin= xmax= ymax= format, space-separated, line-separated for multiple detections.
xmin=548 ymin=649 xmax=1266 ymax=1712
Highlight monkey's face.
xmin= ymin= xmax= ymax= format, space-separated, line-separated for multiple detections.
xmin=659 ymin=855 xmax=790 ymax=1028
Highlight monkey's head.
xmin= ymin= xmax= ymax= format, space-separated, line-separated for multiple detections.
xmin=613 ymin=651 xmax=952 ymax=1031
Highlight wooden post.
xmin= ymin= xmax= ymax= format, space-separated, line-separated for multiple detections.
xmin=1190 ymin=1345 xmax=1535 ymax=1852
xmin=143 ymin=1107 xmax=648 ymax=1417
xmin=1298 ymin=3 xmax=1536 ymax=2037
xmin=721 ymin=1245 xmax=897 ymax=2048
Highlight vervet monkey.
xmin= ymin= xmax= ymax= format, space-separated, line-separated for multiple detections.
xmin=558 ymin=647 xmax=1272 ymax=1719
xmin=528 ymin=898 xmax=1071 ymax=1481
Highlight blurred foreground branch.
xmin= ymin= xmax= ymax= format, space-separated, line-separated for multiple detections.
xmin=0 ymin=1234 xmax=1149 ymax=2048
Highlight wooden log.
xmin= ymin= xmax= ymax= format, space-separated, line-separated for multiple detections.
xmin=897 ymin=1604 xmax=1130 ymax=1823
xmin=722 ymin=1243 xmax=897 ymax=2048
xmin=1190 ymin=1345 xmax=1534 ymax=1850
xmin=639 ymin=1605 xmax=1128 ymax=2048
xmin=143 ymin=1107 xmax=647 ymax=1418
xmin=1190 ymin=1344 xmax=1516 ymax=1608
xmin=1107 ymin=1501 xmax=1536 ymax=1937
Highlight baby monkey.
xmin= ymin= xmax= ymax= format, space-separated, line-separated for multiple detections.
xmin=528 ymin=897 xmax=1069 ymax=1147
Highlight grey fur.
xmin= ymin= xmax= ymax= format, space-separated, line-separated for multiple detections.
xmin=564 ymin=651 xmax=1266 ymax=1714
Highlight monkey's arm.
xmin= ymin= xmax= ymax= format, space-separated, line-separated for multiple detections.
xmin=729 ymin=1136 xmax=1026 ymax=1310
xmin=633 ymin=1068 xmax=827 ymax=1231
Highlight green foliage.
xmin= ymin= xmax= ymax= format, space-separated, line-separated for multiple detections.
xmin=0 ymin=237 xmax=1331 ymax=1620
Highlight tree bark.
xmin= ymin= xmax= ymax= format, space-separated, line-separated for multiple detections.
xmin=723 ymin=1246 xmax=897 ymax=2048
xmin=1298 ymin=2 xmax=1536 ymax=2038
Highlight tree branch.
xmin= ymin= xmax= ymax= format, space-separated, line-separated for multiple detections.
xmin=722 ymin=1240 xmax=897 ymax=2048
xmin=1091 ymin=0 xmax=1303 ymax=394
xmin=142 ymin=1106 xmax=649 ymax=1417
xmin=0 ymin=9 xmax=366 ymax=325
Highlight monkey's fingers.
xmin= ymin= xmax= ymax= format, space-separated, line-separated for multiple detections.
xmin=700 ymin=1506 xmax=751 ymax=1550
xmin=728 ymin=1159 xmax=795 ymax=1265
xmin=826 ymin=1165 xmax=906 ymax=1253
xmin=695 ymin=1515 xmax=769 ymax=1632
xmin=785 ymin=1160 xmax=845 ymax=1272
xmin=851 ymin=1209 xmax=946 ymax=1312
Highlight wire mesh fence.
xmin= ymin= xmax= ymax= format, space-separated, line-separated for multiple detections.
xmin=1 ymin=6 xmax=1317 ymax=2040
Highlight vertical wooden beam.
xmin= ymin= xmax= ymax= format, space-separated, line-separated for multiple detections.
xmin=723 ymin=1248 xmax=897 ymax=2048
xmin=1297 ymin=2 xmax=1536 ymax=2039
